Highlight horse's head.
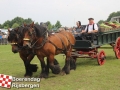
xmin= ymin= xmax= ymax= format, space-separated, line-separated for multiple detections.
xmin=8 ymin=28 xmax=19 ymax=53
xmin=23 ymin=22 xmax=36 ymax=48
xmin=8 ymin=27 xmax=24 ymax=53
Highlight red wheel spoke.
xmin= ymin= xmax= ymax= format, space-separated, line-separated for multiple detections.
xmin=97 ymin=50 xmax=105 ymax=65
xmin=115 ymin=37 xmax=120 ymax=59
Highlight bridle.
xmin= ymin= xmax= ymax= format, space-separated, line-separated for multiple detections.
xmin=23 ymin=27 xmax=48 ymax=49
xmin=9 ymin=29 xmax=25 ymax=50
xmin=23 ymin=27 xmax=36 ymax=44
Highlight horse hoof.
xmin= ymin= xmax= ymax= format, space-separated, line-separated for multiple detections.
xmin=24 ymin=73 xmax=32 ymax=77
xmin=70 ymin=69 xmax=75 ymax=71
xmin=52 ymin=70 xmax=61 ymax=74
xmin=39 ymin=73 xmax=48 ymax=78
xmin=62 ymin=66 xmax=70 ymax=74
xmin=51 ymin=65 xmax=61 ymax=74
xmin=60 ymin=71 xmax=66 ymax=76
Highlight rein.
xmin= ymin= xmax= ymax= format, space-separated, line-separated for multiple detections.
xmin=32 ymin=30 xmax=48 ymax=49
xmin=32 ymin=35 xmax=48 ymax=49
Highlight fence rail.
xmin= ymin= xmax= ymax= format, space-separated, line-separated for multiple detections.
xmin=0 ymin=38 xmax=8 ymax=45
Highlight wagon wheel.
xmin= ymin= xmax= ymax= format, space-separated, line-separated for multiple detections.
xmin=114 ymin=37 xmax=120 ymax=59
xmin=97 ymin=50 xmax=106 ymax=65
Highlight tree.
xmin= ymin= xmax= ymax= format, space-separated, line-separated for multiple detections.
xmin=0 ymin=24 xmax=2 ymax=28
xmin=106 ymin=12 xmax=116 ymax=22
xmin=98 ymin=20 xmax=105 ymax=24
xmin=55 ymin=20 xmax=62 ymax=28
xmin=35 ymin=22 xmax=39 ymax=25
xmin=0 ymin=17 xmax=34 ymax=29
xmin=12 ymin=23 xmax=19 ymax=28
xmin=24 ymin=18 xmax=33 ymax=24
xmin=106 ymin=11 xmax=120 ymax=21
xmin=52 ymin=25 xmax=55 ymax=28
xmin=46 ymin=21 xmax=52 ymax=30
xmin=98 ymin=11 xmax=120 ymax=24
xmin=11 ymin=17 xmax=24 ymax=27
xmin=2 ymin=20 xmax=11 ymax=28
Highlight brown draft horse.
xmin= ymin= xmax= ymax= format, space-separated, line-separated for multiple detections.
xmin=8 ymin=27 xmax=38 ymax=77
xmin=8 ymin=26 xmax=59 ymax=77
xmin=23 ymin=22 xmax=76 ymax=78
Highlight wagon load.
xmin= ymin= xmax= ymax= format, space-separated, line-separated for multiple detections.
xmin=100 ymin=21 xmax=120 ymax=32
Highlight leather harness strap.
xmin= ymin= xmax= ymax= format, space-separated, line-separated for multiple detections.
xmin=55 ymin=34 xmax=67 ymax=52
xmin=48 ymin=33 xmax=73 ymax=53
xmin=60 ymin=32 xmax=74 ymax=46
xmin=33 ymin=31 xmax=72 ymax=53
xmin=48 ymin=40 xmax=64 ymax=51
xmin=48 ymin=34 xmax=67 ymax=52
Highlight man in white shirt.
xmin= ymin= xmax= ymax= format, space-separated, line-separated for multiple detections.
xmin=81 ymin=18 xmax=98 ymax=43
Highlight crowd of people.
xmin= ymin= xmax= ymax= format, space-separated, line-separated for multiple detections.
xmin=0 ymin=30 xmax=8 ymax=39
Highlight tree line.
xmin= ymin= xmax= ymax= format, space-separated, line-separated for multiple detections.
xmin=98 ymin=11 xmax=120 ymax=24
xmin=0 ymin=17 xmax=62 ymax=30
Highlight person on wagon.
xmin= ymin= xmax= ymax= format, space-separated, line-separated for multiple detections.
xmin=81 ymin=18 xmax=98 ymax=43
xmin=73 ymin=21 xmax=84 ymax=40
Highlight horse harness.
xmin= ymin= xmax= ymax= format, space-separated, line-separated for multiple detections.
xmin=26 ymin=28 xmax=72 ymax=53
xmin=48 ymin=32 xmax=73 ymax=53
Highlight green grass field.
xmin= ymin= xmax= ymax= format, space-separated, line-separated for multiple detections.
xmin=0 ymin=45 xmax=120 ymax=90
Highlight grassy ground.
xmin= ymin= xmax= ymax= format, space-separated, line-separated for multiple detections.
xmin=0 ymin=45 xmax=120 ymax=90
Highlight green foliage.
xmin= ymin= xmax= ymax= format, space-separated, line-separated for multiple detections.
xmin=24 ymin=18 xmax=33 ymax=24
xmin=35 ymin=22 xmax=39 ymax=25
xmin=98 ymin=11 xmax=120 ymax=23
xmin=2 ymin=20 xmax=11 ymax=29
xmin=55 ymin=20 xmax=62 ymax=28
xmin=107 ymin=11 xmax=120 ymax=21
xmin=98 ymin=20 xmax=105 ymax=24
xmin=46 ymin=21 xmax=52 ymax=30
xmin=12 ymin=23 xmax=19 ymax=28
xmin=0 ymin=17 xmax=33 ymax=29
xmin=0 ymin=17 xmax=63 ymax=30
xmin=0 ymin=24 xmax=2 ymax=28
xmin=52 ymin=25 xmax=55 ymax=28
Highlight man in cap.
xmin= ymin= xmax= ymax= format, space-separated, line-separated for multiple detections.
xmin=81 ymin=18 xmax=98 ymax=44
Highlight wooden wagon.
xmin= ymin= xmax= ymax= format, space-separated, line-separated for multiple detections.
xmin=71 ymin=28 xmax=120 ymax=65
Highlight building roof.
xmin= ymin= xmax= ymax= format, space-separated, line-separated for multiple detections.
xmin=111 ymin=16 xmax=120 ymax=19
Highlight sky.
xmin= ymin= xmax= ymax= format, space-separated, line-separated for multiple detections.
xmin=0 ymin=0 xmax=120 ymax=27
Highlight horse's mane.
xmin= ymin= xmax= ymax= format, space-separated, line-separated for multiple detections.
xmin=34 ymin=24 xmax=47 ymax=37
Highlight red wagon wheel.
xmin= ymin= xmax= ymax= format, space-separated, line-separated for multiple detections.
xmin=114 ymin=37 xmax=120 ymax=59
xmin=97 ymin=50 xmax=106 ymax=65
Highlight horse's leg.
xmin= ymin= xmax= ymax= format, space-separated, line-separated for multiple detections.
xmin=70 ymin=57 xmax=76 ymax=70
xmin=27 ymin=54 xmax=38 ymax=72
xmin=37 ymin=56 xmax=48 ymax=78
xmin=48 ymin=55 xmax=61 ymax=74
xmin=46 ymin=58 xmax=59 ymax=75
xmin=61 ymin=49 xmax=72 ymax=75
xmin=53 ymin=58 xmax=59 ymax=65
xmin=19 ymin=53 xmax=33 ymax=77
